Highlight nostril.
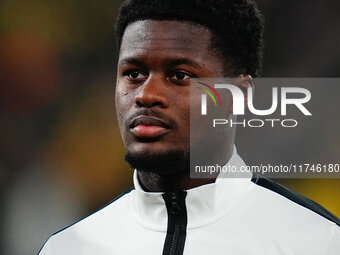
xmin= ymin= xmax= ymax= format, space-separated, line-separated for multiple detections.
xmin=136 ymin=100 xmax=164 ymax=108
xmin=136 ymin=100 xmax=145 ymax=107
xmin=151 ymin=102 xmax=163 ymax=107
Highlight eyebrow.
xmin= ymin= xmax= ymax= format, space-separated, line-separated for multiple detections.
xmin=118 ymin=58 xmax=149 ymax=70
xmin=118 ymin=57 xmax=203 ymax=70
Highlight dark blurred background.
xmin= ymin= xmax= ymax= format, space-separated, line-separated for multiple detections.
xmin=0 ymin=0 xmax=339 ymax=254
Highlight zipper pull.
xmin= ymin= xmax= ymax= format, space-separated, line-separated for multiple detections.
xmin=170 ymin=192 xmax=181 ymax=215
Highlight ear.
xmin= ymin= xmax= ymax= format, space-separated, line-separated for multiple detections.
xmin=233 ymin=74 xmax=255 ymax=111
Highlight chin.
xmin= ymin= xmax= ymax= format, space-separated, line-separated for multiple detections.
xmin=127 ymin=141 xmax=181 ymax=155
xmin=124 ymin=148 xmax=189 ymax=176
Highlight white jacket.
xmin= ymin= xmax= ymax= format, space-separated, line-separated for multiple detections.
xmin=39 ymin=150 xmax=340 ymax=254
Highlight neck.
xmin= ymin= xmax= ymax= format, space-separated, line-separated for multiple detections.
xmin=137 ymin=171 xmax=218 ymax=192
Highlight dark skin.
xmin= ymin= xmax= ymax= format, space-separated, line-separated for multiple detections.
xmin=115 ymin=20 xmax=252 ymax=192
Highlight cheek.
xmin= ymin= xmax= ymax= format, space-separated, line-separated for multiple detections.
xmin=115 ymin=85 xmax=133 ymax=122
xmin=172 ymin=90 xmax=190 ymax=132
xmin=181 ymin=102 xmax=190 ymax=125
xmin=182 ymin=90 xmax=191 ymax=118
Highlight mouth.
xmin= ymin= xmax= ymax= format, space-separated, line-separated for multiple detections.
xmin=129 ymin=116 xmax=171 ymax=139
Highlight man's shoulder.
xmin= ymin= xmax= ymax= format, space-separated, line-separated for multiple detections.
xmin=236 ymin=175 xmax=340 ymax=253
xmin=59 ymin=188 xmax=134 ymax=232
xmin=38 ymin=188 xmax=135 ymax=254
xmin=249 ymin=174 xmax=340 ymax=227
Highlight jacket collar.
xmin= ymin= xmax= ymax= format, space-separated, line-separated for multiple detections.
xmin=132 ymin=146 xmax=253 ymax=231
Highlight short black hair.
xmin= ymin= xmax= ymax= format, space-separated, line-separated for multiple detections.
xmin=115 ymin=0 xmax=264 ymax=77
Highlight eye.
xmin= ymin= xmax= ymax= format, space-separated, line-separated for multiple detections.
xmin=124 ymin=70 xmax=148 ymax=81
xmin=171 ymin=71 xmax=192 ymax=81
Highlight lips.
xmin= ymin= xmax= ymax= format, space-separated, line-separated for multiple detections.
xmin=129 ymin=116 xmax=170 ymax=139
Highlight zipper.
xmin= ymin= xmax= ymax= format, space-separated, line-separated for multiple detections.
xmin=162 ymin=191 xmax=187 ymax=255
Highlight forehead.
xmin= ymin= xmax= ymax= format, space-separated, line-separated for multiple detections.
xmin=119 ymin=20 xmax=213 ymax=60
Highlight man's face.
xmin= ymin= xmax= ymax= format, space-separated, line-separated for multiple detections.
xmin=115 ymin=20 xmax=225 ymax=174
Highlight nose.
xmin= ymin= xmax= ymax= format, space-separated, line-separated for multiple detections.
xmin=134 ymin=75 xmax=169 ymax=108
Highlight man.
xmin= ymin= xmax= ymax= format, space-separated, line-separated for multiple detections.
xmin=39 ymin=0 xmax=340 ymax=254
